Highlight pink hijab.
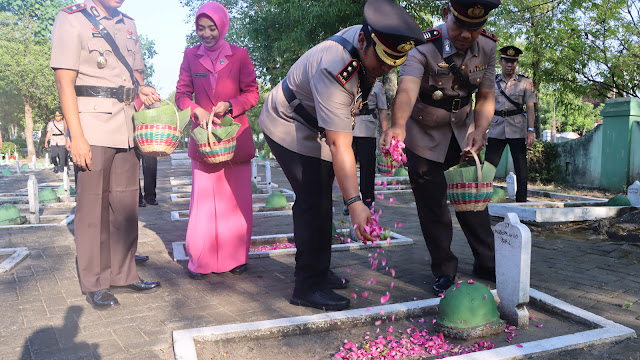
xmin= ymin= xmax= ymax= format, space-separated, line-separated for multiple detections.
xmin=195 ymin=2 xmax=231 ymax=92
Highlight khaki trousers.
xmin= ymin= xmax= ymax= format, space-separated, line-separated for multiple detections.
xmin=75 ymin=146 xmax=140 ymax=292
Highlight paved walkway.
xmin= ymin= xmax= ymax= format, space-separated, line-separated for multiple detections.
xmin=0 ymin=155 xmax=638 ymax=359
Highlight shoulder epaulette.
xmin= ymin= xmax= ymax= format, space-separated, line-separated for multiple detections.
xmin=121 ymin=11 xmax=134 ymax=20
xmin=336 ymin=59 xmax=359 ymax=86
xmin=517 ymin=72 xmax=529 ymax=79
xmin=62 ymin=3 xmax=86 ymax=14
xmin=422 ymin=29 xmax=441 ymax=41
xmin=480 ymin=28 xmax=497 ymax=42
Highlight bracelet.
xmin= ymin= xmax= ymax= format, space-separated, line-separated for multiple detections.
xmin=344 ymin=195 xmax=362 ymax=207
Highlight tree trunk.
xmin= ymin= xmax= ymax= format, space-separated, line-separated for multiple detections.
xmin=23 ymin=97 xmax=35 ymax=158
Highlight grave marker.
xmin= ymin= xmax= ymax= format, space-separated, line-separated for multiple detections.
xmin=506 ymin=172 xmax=517 ymax=199
xmin=15 ymin=157 xmax=20 ymax=175
xmin=63 ymin=168 xmax=70 ymax=202
xmin=628 ymin=181 xmax=640 ymax=207
xmin=265 ymin=160 xmax=272 ymax=194
xmin=45 ymin=153 xmax=50 ymax=166
xmin=495 ymin=212 xmax=531 ymax=327
xmin=31 ymin=155 xmax=36 ymax=169
xmin=27 ymin=175 xmax=40 ymax=224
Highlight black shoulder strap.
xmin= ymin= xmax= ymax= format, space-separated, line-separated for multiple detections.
xmin=79 ymin=9 xmax=140 ymax=88
xmin=326 ymin=35 xmax=374 ymax=105
xmin=431 ymin=37 xmax=474 ymax=91
xmin=52 ymin=122 xmax=63 ymax=134
xmin=496 ymin=79 xmax=523 ymax=109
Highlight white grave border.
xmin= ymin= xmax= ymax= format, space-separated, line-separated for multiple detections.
xmin=171 ymin=230 xmax=414 ymax=261
xmin=0 ymin=248 xmax=30 ymax=273
xmin=172 ymin=288 xmax=636 ymax=360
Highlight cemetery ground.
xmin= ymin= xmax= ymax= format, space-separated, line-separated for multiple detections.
xmin=0 ymin=155 xmax=639 ymax=360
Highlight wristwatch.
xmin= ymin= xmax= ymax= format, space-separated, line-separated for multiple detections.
xmin=527 ymin=128 xmax=534 ymax=132
xmin=227 ymin=101 xmax=233 ymax=116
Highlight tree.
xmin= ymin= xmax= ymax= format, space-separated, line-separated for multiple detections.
xmin=0 ymin=0 xmax=70 ymax=157
xmin=139 ymin=34 xmax=157 ymax=86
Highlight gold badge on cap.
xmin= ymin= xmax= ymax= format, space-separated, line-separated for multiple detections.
xmin=432 ymin=90 xmax=444 ymax=100
xmin=397 ymin=41 xmax=416 ymax=53
xmin=468 ymin=5 xmax=485 ymax=17
xmin=507 ymin=48 xmax=515 ymax=56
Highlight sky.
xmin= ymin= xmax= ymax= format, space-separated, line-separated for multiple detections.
xmin=119 ymin=0 xmax=194 ymax=98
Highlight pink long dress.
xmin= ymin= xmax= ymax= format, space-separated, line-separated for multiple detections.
xmin=175 ymin=38 xmax=259 ymax=273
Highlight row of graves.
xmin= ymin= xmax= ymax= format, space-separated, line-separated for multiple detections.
xmin=164 ymin=150 xmax=636 ymax=360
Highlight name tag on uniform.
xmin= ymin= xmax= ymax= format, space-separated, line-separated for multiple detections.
xmin=194 ymin=73 xmax=208 ymax=77
xmin=92 ymin=32 xmax=103 ymax=38
xmin=436 ymin=68 xmax=450 ymax=75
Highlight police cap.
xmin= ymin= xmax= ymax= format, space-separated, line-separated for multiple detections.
xmin=499 ymin=45 xmax=523 ymax=62
xmin=54 ymin=111 xmax=62 ymax=116
xmin=364 ymin=0 xmax=425 ymax=67
xmin=449 ymin=0 xmax=501 ymax=29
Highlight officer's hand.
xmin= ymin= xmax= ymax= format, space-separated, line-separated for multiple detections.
xmin=379 ymin=126 xmax=406 ymax=153
xmin=350 ymin=202 xmax=376 ymax=243
xmin=138 ymin=86 xmax=161 ymax=107
xmin=65 ymin=142 xmax=71 ymax=151
xmin=71 ymin=137 xmax=92 ymax=171
xmin=527 ymin=131 xmax=535 ymax=147
xmin=212 ymin=102 xmax=230 ymax=122
xmin=463 ymin=129 xmax=486 ymax=157
xmin=193 ymin=108 xmax=216 ymax=128
xmin=45 ymin=142 xmax=49 ymax=149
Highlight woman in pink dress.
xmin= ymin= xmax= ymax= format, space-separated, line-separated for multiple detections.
xmin=175 ymin=1 xmax=259 ymax=279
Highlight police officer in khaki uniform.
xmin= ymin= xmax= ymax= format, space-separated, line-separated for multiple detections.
xmin=381 ymin=0 xmax=501 ymax=296
xmin=259 ymin=0 xmax=424 ymax=311
xmin=45 ymin=111 xmax=68 ymax=173
xmin=484 ymin=46 xmax=537 ymax=202
xmin=50 ymin=0 xmax=161 ymax=310
xmin=352 ymin=80 xmax=388 ymax=208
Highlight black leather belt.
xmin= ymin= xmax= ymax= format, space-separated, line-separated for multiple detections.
xmin=419 ymin=93 xmax=472 ymax=113
xmin=74 ymin=85 xmax=137 ymax=104
xmin=494 ymin=108 xmax=524 ymax=117
xmin=51 ymin=134 xmax=64 ymax=136
xmin=358 ymin=107 xmax=375 ymax=116
xmin=281 ymin=78 xmax=323 ymax=134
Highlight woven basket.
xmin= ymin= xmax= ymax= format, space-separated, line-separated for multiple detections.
xmin=446 ymin=150 xmax=493 ymax=212
xmin=195 ymin=112 xmax=237 ymax=164
xmin=134 ymin=100 xmax=181 ymax=157
xmin=376 ymin=155 xmax=396 ymax=176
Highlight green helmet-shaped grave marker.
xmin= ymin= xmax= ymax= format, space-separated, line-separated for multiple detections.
xmin=0 ymin=203 xmax=27 ymax=225
xmin=435 ymin=281 xmax=505 ymax=339
xmin=264 ymin=192 xmax=288 ymax=209
xmin=39 ymin=188 xmax=59 ymax=203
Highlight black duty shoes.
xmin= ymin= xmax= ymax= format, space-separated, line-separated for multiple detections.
xmin=134 ymin=254 xmax=149 ymax=263
xmin=325 ymin=270 xmax=349 ymax=289
xmin=111 ymin=280 xmax=161 ymax=294
xmin=432 ymin=275 xmax=456 ymax=296
xmin=289 ymin=288 xmax=350 ymax=311
xmin=86 ymin=289 xmax=119 ymax=310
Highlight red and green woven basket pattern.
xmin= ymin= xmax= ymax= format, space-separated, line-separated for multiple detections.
xmin=197 ymin=137 xmax=236 ymax=164
xmin=134 ymin=124 xmax=180 ymax=157
xmin=447 ymin=182 xmax=493 ymax=212
xmin=376 ymin=156 xmax=396 ymax=176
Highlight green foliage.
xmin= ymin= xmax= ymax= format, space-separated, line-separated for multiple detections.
xmin=139 ymin=34 xmax=157 ymax=85
xmin=526 ymin=140 xmax=562 ymax=184
xmin=538 ymin=86 xmax=603 ymax=135
xmin=1 ymin=141 xmax=16 ymax=154
xmin=0 ymin=0 xmax=72 ymax=39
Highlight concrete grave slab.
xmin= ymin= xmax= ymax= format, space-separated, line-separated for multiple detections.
xmin=173 ymin=289 xmax=636 ymax=360
xmin=0 ymin=214 xmax=74 ymax=229
xmin=171 ymin=230 xmax=414 ymax=261
xmin=0 ymin=247 xmax=30 ymax=274
xmin=488 ymin=202 xmax=632 ymax=223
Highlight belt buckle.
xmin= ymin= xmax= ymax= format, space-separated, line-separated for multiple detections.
xmin=123 ymin=87 xmax=133 ymax=105
xmin=502 ymin=110 xmax=508 ymax=117
xmin=451 ymin=98 xmax=461 ymax=113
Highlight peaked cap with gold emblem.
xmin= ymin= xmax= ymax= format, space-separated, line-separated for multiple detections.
xmin=499 ymin=45 xmax=523 ymax=61
xmin=363 ymin=0 xmax=425 ymax=66
xmin=449 ymin=0 xmax=501 ymax=29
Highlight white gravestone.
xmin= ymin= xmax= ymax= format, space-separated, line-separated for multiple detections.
xmin=27 ymin=175 xmax=40 ymax=224
xmin=31 ymin=155 xmax=36 ymax=169
xmin=495 ymin=212 xmax=531 ymax=328
xmin=45 ymin=153 xmax=50 ymax=166
xmin=628 ymin=181 xmax=640 ymax=207
xmin=63 ymin=167 xmax=70 ymax=202
xmin=265 ymin=160 xmax=272 ymax=194
xmin=15 ymin=157 xmax=20 ymax=175
xmin=506 ymin=172 xmax=517 ymax=199
xmin=251 ymin=160 xmax=259 ymax=183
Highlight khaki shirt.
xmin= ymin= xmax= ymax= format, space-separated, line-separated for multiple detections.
xmin=488 ymin=74 xmax=537 ymax=139
xmin=353 ymin=81 xmax=387 ymax=138
xmin=47 ymin=120 xmax=67 ymax=146
xmin=399 ymin=23 xmax=497 ymax=163
xmin=50 ymin=0 xmax=144 ymax=148
xmin=259 ymin=26 xmax=364 ymax=161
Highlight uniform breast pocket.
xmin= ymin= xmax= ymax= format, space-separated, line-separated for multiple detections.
xmin=125 ymin=39 xmax=137 ymax=57
xmin=428 ymin=73 xmax=452 ymax=90
xmin=87 ymin=38 xmax=110 ymax=56
xmin=468 ymin=70 xmax=485 ymax=88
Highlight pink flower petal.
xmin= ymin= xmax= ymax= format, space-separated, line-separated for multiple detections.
xmin=375 ymin=320 xmax=382 ymax=326
xmin=381 ymin=292 xmax=390 ymax=303
xmin=537 ymin=324 xmax=543 ymax=328
xmin=350 ymin=292 xmax=357 ymax=299
xmin=390 ymin=282 xmax=394 ymax=289
xmin=362 ymin=292 xmax=368 ymax=298
xmin=516 ymin=344 xmax=523 ymax=348
xmin=390 ymin=269 xmax=396 ymax=277
xmin=468 ymin=280 xmax=475 ymax=284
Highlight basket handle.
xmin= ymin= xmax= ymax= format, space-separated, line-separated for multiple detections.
xmin=160 ymin=99 xmax=180 ymax=134
xmin=459 ymin=149 xmax=483 ymax=193
xmin=207 ymin=111 xmax=216 ymax=149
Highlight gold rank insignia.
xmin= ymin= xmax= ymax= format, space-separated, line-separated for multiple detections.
xmin=437 ymin=61 xmax=449 ymax=68
xmin=507 ymin=48 xmax=515 ymax=56
xmin=336 ymin=60 xmax=359 ymax=86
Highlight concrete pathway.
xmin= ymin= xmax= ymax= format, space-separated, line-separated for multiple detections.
xmin=0 ymin=155 xmax=638 ymax=359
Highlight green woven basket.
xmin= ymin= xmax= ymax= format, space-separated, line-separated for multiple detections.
xmin=133 ymin=100 xmax=190 ymax=157
xmin=444 ymin=150 xmax=495 ymax=212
